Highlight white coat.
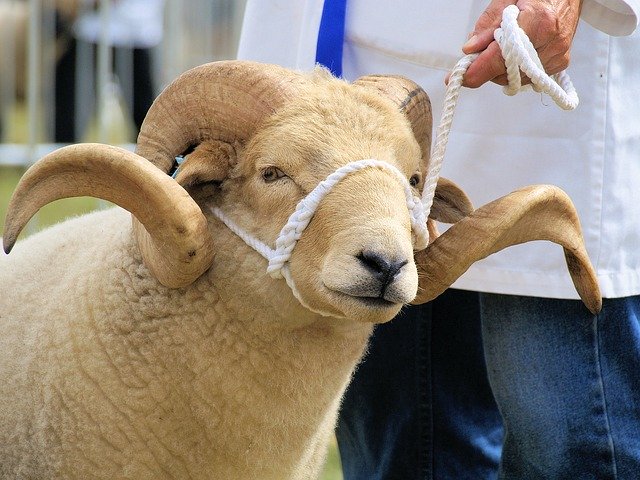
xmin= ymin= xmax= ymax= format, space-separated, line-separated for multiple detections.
xmin=238 ymin=0 xmax=640 ymax=300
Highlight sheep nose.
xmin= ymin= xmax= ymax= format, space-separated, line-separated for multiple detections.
xmin=357 ymin=251 xmax=408 ymax=293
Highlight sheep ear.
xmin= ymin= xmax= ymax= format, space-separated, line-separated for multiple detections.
xmin=430 ymin=177 xmax=473 ymax=224
xmin=174 ymin=140 xmax=237 ymax=190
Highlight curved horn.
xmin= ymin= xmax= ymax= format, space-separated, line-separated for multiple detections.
xmin=353 ymin=75 xmax=432 ymax=163
xmin=131 ymin=60 xmax=305 ymax=285
xmin=3 ymin=143 xmax=213 ymax=288
xmin=412 ymin=185 xmax=602 ymax=314
xmin=136 ymin=60 xmax=306 ymax=172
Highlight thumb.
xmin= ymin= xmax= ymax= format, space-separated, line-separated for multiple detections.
xmin=463 ymin=0 xmax=517 ymax=53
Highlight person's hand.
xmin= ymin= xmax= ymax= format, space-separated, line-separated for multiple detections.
xmin=457 ymin=0 xmax=583 ymax=88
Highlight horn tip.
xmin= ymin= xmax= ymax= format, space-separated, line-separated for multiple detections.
xmin=3 ymin=217 xmax=24 ymax=254
xmin=578 ymin=279 xmax=602 ymax=315
xmin=3 ymin=235 xmax=16 ymax=254
xmin=585 ymin=295 xmax=603 ymax=315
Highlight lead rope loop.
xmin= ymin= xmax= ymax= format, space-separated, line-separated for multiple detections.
xmin=420 ymin=4 xmax=579 ymax=218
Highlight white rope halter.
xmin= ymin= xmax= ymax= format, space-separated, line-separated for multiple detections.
xmin=211 ymin=159 xmax=427 ymax=316
xmin=208 ymin=5 xmax=579 ymax=314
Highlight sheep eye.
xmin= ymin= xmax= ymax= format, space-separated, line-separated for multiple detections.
xmin=262 ymin=166 xmax=287 ymax=183
xmin=409 ymin=173 xmax=421 ymax=187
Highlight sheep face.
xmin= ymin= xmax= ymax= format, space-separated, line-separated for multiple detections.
xmin=182 ymin=79 xmax=424 ymax=323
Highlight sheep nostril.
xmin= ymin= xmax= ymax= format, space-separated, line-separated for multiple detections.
xmin=356 ymin=251 xmax=408 ymax=287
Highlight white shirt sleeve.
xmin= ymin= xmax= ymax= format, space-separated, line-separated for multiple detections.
xmin=581 ymin=0 xmax=639 ymax=35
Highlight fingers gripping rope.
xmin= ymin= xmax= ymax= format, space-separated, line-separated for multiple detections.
xmin=495 ymin=5 xmax=578 ymax=109
xmin=420 ymin=5 xmax=579 ymax=219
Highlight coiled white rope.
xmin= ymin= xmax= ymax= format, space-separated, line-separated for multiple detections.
xmin=208 ymin=5 xmax=579 ymax=314
xmin=496 ymin=5 xmax=579 ymax=107
xmin=420 ymin=4 xmax=579 ymax=218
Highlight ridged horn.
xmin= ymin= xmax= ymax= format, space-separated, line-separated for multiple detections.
xmin=353 ymin=75 xmax=432 ymax=163
xmin=2 ymin=144 xmax=212 ymax=288
xmin=130 ymin=60 xmax=305 ymax=285
xmin=136 ymin=60 xmax=306 ymax=171
xmin=412 ymin=185 xmax=602 ymax=314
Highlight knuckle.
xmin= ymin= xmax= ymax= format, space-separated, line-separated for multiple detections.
xmin=477 ymin=1 xmax=509 ymax=28
xmin=480 ymin=6 xmax=500 ymax=24
xmin=555 ymin=53 xmax=571 ymax=72
xmin=546 ymin=53 xmax=570 ymax=75
xmin=480 ymin=9 xmax=497 ymax=23
xmin=560 ymin=52 xmax=571 ymax=69
xmin=523 ymin=6 xmax=559 ymax=47
xmin=536 ymin=6 xmax=559 ymax=35
xmin=464 ymin=77 xmax=483 ymax=89
xmin=556 ymin=32 xmax=573 ymax=53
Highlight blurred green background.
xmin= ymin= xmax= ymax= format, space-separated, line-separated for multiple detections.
xmin=0 ymin=104 xmax=110 ymax=236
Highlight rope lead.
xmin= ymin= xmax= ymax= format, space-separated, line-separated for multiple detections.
xmin=420 ymin=4 xmax=579 ymax=219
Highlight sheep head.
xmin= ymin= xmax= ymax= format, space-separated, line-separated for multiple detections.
xmin=136 ymin=62 xmax=464 ymax=323
xmin=203 ymin=76 xmax=433 ymax=322
xmin=2 ymin=60 xmax=601 ymax=323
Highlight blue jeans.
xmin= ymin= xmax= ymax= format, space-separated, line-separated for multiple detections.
xmin=336 ymin=289 xmax=503 ymax=479
xmin=481 ymin=293 xmax=640 ymax=479
xmin=336 ymin=290 xmax=640 ymax=479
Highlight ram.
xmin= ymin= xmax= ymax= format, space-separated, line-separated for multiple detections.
xmin=0 ymin=61 xmax=601 ymax=480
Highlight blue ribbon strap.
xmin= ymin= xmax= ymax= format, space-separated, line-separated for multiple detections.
xmin=315 ymin=0 xmax=347 ymax=77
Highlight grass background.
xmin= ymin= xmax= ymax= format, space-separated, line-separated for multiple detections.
xmin=0 ymin=103 xmax=344 ymax=479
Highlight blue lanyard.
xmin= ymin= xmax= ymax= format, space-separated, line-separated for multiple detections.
xmin=315 ymin=0 xmax=347 ymax=77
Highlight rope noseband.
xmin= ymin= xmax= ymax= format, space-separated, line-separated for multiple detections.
xmin=211 ymin=159 xmax=426 ymax=317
